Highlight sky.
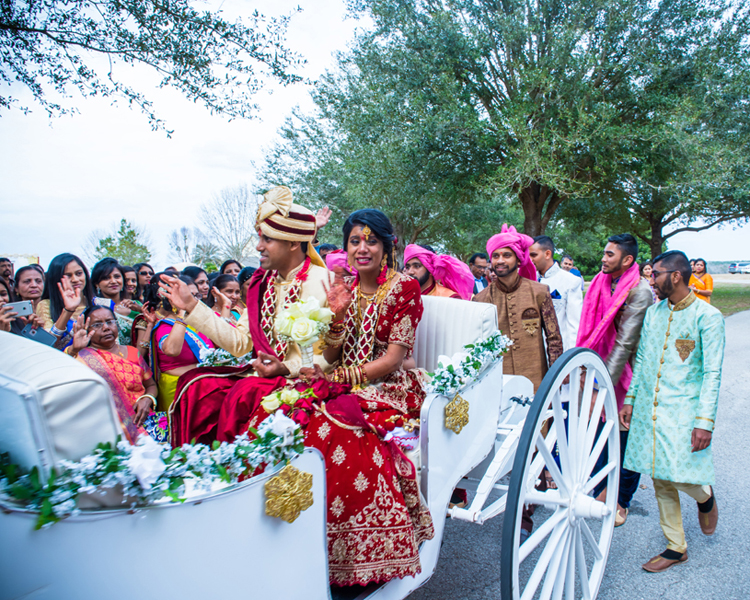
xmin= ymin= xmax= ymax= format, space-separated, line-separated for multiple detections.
xmin=1 ymin=1 xmax=748 ymax=268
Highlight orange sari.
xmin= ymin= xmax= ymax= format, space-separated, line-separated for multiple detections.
xmin=78 ymin=346 xmax=153 ymax=443
xmin=689 ymin=273 xmax=713 ymax=304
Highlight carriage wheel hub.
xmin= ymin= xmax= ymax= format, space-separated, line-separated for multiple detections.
xmin=567 ymin=485 xmax=611 ymax=523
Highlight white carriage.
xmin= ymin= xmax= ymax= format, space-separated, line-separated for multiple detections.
xmin=0 ymin=296 xmax=621 ymax=600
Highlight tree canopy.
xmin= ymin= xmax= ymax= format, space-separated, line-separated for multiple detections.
xmin=0 ymin=0 xmax=303 ymax=129
xmin=265 ymin=0 xmax=750 ymax=256
xmin=92 ymin=219 xmax=152 ymax=264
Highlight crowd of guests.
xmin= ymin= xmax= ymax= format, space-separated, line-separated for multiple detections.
xmin=0 ymin=191 xmax=725 ymax=584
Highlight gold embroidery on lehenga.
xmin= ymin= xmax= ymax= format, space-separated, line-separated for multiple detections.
xmin=316 ymin=421 xmax=331 ymax=440
xmin=332 ymin=445 xmax=347 ymax=465
xmin=331 ymin=495 xmax=345 ymax=517
xmin=372 ymin=448 xmax=384 ymax=467
xmin=354 ymin=472 xmax=369 ymax=492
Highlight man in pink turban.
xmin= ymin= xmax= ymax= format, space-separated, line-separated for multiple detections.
xmin=473 ymin=224 xmax=563 ymax=537
xmin=403 ymin=244 xmax=474 ymax=300
xmin=474 ymin=224 xmax=563 ymax=390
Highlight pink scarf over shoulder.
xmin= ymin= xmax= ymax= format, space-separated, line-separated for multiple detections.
xmin=576 ymin=262 xmax=641 ymax=408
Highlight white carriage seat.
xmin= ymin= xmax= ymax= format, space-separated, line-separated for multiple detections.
xmin=405 ymin=297 xmax=499 ymax=472
xmin=412 ymin=295 xmax=499 ymax=372
xmin=0 ymin=331 xmax=122 ymax=467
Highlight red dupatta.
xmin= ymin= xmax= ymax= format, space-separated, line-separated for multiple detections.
xmin=78 ymin=347 xmax=150 ymax=444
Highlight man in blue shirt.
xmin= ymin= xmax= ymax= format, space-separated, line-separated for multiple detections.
xmin=469 ymin=252 xmax=488 ymax=295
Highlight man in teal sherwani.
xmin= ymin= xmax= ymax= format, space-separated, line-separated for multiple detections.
xmin=620 ymin=250 xmax=724 ymax=573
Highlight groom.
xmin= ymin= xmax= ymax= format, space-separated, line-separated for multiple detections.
xmin=160 ymin=186 xmax=335 ymax=444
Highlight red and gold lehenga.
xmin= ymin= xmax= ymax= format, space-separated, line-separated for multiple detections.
xmin=228 ymin=270 xmax=435 ymax=587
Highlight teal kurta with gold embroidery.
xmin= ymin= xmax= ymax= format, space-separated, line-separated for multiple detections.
xmin=623 ymin=292 xmax=725 ymax=485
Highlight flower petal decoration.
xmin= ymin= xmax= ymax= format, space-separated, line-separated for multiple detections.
xmin=265 ymin=463 xmax=314 ymax=523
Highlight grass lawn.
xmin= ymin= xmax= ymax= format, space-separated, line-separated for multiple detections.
xmin=712 ymin=283 xmax=750 ymax=317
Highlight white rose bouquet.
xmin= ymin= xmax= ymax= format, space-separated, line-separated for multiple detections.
xmin=275 ymin=297 xmax=335 ymax=367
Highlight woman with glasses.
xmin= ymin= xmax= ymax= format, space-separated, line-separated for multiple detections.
xmin=141 ymin=273 xmax=214 ymax=412
xmin=66 ymin=305 xmax=160 ymax=444
xmin=132 ymin=262 xmax=155 ymax=302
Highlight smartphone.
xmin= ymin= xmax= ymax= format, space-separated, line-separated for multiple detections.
xmin=5 ymin=300 xmax=33 ymax=317
xmin=21 ymin=323 xmax=57 ymax=346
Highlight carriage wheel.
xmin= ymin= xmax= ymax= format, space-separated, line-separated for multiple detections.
xmin=501 ymin=348 xmax=620 ymax=600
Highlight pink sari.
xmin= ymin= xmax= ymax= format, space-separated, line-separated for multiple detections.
xmin=78 ymin=347 xmax=152 ymax=443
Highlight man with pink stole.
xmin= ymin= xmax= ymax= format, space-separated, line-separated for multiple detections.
xmin=578 ymin=233 xmax=653 ymax=527
xmin=403 ymin=244 xmax=475 ymax=300
xmin=159 ymin=186 xmax=332 ymax=446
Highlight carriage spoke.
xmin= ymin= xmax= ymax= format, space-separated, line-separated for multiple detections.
xmin=582 ymin=420 xmax=614 ymax=480
xmin=525 ymin=490 xmax=569 ymax=507
xmin=581 ymin=386 xmax=608 ymax=480
xmin=519 ymin=508 xmax=567 ymax=563
xmin=551 ymin=391 xmax=571 ymax=482
xmin=580 ymin=519 xmax=604 ymax=561
xmin=575 ymin=527 xmax=592 ymax=600
xmin=520 ymin=518 xmax=568 ymax=600
xmin=576 ymin=369 xmax=596 ymax=468
xmin=583 ymin=460 xmax=617 ymax=495
xmin=547 ymin=527 xmax=573 ymax=600
xmin=566 ymin=376 xmax=580 ymax=483
xmin=535 ymin=433 xmax=569 ymax=496
xmin=564 ymin=525 xmax=577 ymax=600
xmin=526 ymin=424 xmax=559 ymax=490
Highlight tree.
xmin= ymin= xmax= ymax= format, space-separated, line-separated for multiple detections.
xmin=192 ymin=241 xmax=222 ymax=273
xmin=274 ymin=0 xmax=750 ymax=240
xmin=168 ymin=227 xmax=199 ymax=263
xmin=90 ymin=219 xmax=152 ymax=265
xmin=0 ymin=0 xmax=303 ymax=130
xmin=198 ymin=184 xmax=261 ymax=263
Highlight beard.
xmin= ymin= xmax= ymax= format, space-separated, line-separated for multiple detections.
xmin=654 ymin=277 xmax=673 ymax=300
xmin=416 ymin=270 xmax=431 ymax=287
xmin=492 ymin=261 xmax=518 ymax=279
xmin=602 ymin=256 xmax=626 ymax=275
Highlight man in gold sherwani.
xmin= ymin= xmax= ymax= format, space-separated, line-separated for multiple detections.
xmin=473 ymin=224 xmax=563 ymax=538
xmin=620 ymin=250 xmax=724 ymax=573
xmin=160 ymin=186 xmax=335 ymax=444
xmin=473 ymin=224 xmax=563 ymax=391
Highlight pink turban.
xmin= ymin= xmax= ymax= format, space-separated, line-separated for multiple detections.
xmin=486 ymin=224 xmax=536 ymax=281
xmin=325 ymin=249 xmax=354 ymax=275
xmin=403 ymin=244 xmax=474 ymax=300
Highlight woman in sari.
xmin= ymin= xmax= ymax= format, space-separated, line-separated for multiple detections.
xmin=36 ymin=253 xmax=96 ymax=349
xmin=121 ymin=266 xmax=139 ymax=300
xmin=219 ymin=259 xmax=242 ymax=277
xmin=206 ymin=274 xmax=242 ymax=323
xmin=91 ymin=258 xmax=145 ymax=346
xmin=141 ymin=273 xmax=214 ymax=412
xmin=219 ymin=209 xmax=435 ymax=588
xmin=66 ymin=306 xmax=159 ymax=444
xmin=182 ymin=266 xmax=210 ymax=301
xmin=689 ymin=258 xmax=713 ymax=303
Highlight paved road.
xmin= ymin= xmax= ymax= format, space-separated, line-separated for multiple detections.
xmin=409 ymin=310 xmax=750 ymax=600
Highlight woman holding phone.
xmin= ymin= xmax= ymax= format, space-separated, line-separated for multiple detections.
xmin=0 ymin=274 xmax=46 ymax=335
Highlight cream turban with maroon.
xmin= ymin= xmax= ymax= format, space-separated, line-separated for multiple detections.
xmin=256 ymin=186 xmax=325 ymax=268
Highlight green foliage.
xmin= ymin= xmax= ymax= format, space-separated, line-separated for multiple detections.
xmin=93 ymin=219 xmax=152 ymax=265
xmin=266 ymin=0 xmax=750 ymax=250
xmin=0 ymin=0 xmax=303 ymax=131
